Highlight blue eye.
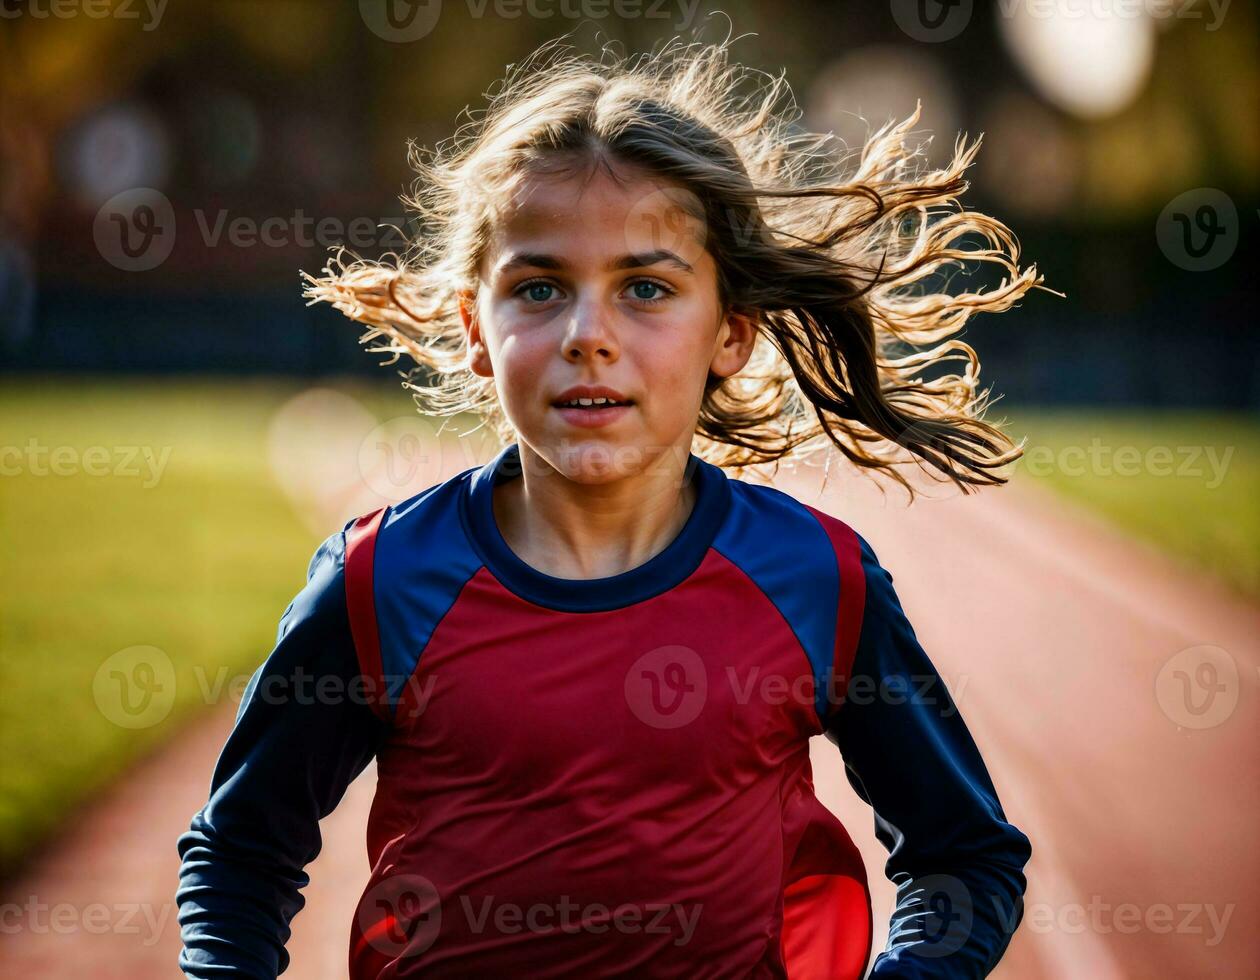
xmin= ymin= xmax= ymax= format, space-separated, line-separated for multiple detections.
xmin=630 ymin=280 xmax=671 ymax=302
xmin=515 ymin=279 xmax=671 ymax=304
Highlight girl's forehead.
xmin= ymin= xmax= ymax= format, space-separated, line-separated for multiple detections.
xmin=485 ymin=167 xmax=709 ymax=273
xmin=500 ymin=166 xmax=664 ymax=225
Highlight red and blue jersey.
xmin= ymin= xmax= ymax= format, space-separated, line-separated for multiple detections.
xmin=177 ymin=442 xmax=1032 ymax=978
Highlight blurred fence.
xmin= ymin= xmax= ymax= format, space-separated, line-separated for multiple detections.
xmin=2 ymin=0 xmax=1257 ymax=406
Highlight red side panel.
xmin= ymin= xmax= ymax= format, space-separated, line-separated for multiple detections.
xmin=344 ymin=507 xmax=391 ymax=726
xmin=782 ymin=508 xmax=873 ymax=978
xmin=780 ymin=779 xmax=873 ymax=979
xmin=804 ymin=506 xmax=868 ymax=712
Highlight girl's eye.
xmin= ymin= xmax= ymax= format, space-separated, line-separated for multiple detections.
xmin=627 ymin=280 xmax=673 ymax=302
xmin=513 ymin=278 xmax=673 ymax=304
xmin=519 ymin=281 xmax=557 ymax=303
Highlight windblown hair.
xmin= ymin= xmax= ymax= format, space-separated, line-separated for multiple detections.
xmin=303 ymin=35 xmax=1047 ymax=496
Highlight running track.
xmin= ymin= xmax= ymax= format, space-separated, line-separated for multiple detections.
xmin=3 ymin=455 xmax=1256 ymax=978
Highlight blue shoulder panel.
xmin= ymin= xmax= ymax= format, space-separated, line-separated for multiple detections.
xmin=371 ymin=471 xmax=487 ymax=717
xmin=711 ymin=480 xmax=840 ymax=721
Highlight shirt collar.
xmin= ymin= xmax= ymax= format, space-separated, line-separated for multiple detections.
xmin=460 ymin=442 xmax=731 ymax=612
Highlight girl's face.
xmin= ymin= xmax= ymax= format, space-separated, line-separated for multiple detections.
xmin=461 ymin=161 xmax=756 ymax=482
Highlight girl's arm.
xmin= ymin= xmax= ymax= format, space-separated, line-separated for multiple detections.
xmin=823 ymin=534 xmax=1033 ymax=978
xmin=175 ymin=527 xmax=387 ymax=978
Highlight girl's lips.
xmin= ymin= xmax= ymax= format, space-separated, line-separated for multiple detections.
xmin=552 ymin=403 xmax=634 ymax=428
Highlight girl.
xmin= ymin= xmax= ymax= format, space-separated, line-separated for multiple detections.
xmin=177 ymin=37 xmax=1038 ymax=979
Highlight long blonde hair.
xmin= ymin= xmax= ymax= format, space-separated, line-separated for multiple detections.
xmin=303 ymin=35 xmax=1047 ymax=496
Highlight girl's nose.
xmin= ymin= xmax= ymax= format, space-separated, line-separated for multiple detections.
xmin=561 ymin=297 xmax=619 ymax=362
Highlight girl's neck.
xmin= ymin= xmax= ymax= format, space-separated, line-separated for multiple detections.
xmin=491 ymin=445 xmax=699 ymax=582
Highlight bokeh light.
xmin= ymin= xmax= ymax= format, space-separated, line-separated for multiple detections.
xmin=997 ymin=0 xmax=1157 ymax=119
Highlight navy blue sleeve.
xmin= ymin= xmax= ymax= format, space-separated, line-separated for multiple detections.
xmin=823 ymin=534 xmax=1032 ymax=978
xmin=175 ymin=527 xmax=388 ymax=978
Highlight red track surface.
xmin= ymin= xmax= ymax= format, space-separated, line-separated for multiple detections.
xmin=4 ymin=466 xmax=1256 ymax=978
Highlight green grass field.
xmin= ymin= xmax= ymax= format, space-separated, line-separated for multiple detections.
xmin=999 ymin=408 xmax=1259 ymax=601
xmin=0 ymin=377 xmax=415 ymax=877
xmin=0 ymin=381 xmax=1255 ymax=876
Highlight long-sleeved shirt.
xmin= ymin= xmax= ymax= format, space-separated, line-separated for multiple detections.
xmin=176 ymin=440 xmax=1032 ymax=978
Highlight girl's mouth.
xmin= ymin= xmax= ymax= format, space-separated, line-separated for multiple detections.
xmin=553 ymin=398 xmax=633 ymax=409
xmin=552 ymin=400 xmax=635 ymax=428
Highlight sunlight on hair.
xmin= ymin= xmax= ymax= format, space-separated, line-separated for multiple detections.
xmin=803 ymin=45 xmax=961 ymax=171
xmin=303 ymin=33 xmax=1056 ymax=500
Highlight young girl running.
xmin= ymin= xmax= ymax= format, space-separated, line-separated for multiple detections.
xmin=177 ymin=38 xmax=1038 ymax=979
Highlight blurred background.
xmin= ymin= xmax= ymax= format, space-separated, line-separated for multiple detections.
xmin=1 ymin=1 xmax=1257 ymax=977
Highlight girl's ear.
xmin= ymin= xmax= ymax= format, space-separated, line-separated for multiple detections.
xmin=710 ymin=308 xmax=758 ymax=380
xmin=459 ymin=289 xmax=494 ymax=379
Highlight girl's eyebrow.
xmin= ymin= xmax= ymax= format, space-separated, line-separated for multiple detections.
xmin=496 ymin=249 xmax=695 ymax=276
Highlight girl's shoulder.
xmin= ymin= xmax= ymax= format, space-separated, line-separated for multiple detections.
xmin=717 ymin=474 xmax=904 ymax=636
xmin=718 ymin=474 xmax=876 ymax=577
